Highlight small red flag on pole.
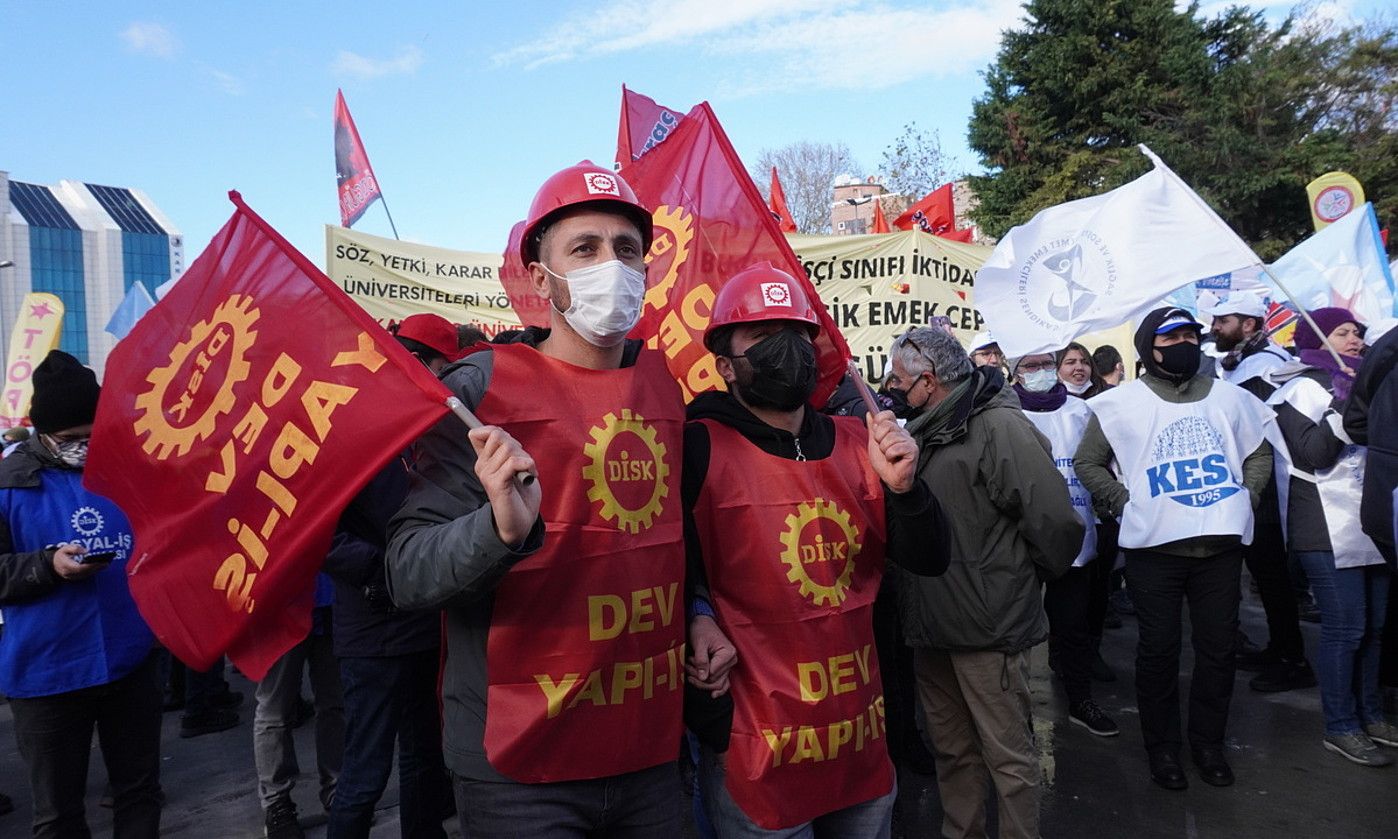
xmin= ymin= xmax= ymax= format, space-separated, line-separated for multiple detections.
xmin=334 ymin=90 xmax=399 ymax=237
xmin=769 ymin=167 xmax=798 ymax=233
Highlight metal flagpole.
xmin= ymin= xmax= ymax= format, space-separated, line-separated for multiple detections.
xmin=378 ymin=195 xmax=401 ymax=241
xmin=1258 ymin=264 xmax=1348 ymax=370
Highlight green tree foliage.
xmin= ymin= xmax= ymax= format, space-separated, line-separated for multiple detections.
xmin=968 ymin=0 xmax=1397 ymax=259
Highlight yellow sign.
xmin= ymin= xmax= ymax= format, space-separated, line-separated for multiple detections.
xmin=786 ymin=230 xmax=990 ymax=382
xmin=2 ymin=293 xmax=66 ymax=428
xmin=324 ymin=225 xmax=519 ymax=338
xmin=1307 ymin=171 xmax=1365 ymax=232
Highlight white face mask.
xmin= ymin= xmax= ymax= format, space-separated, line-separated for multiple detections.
xmin=1020 ymin=369 xmax=1058 ymax=393
xmin=542 ymin=260 xmax=646 ymax=348
xmin=1063 ymin=378 xmax=1092 ymax=395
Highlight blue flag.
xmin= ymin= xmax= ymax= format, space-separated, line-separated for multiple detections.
xmin=1266 ymin=203 xmax=1395 ymax=325
xmin=104 ymin=281 xmax=156 ymax=340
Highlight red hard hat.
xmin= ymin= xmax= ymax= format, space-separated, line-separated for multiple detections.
xmin=703 ymin=261 xmax=821 ymax=351
xmin=519 ymin=161 xmax=653 ymax=265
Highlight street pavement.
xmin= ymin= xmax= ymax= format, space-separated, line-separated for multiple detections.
xmin=3 ymin=579 xmax=1396 ymax=838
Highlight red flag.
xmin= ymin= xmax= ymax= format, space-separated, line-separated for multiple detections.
xmin=872 ymin=199 xmax=891 ymax=234
xmin=85 ymin=192 xmax=450 ymax=679
xmin=893 ymin=183 xmax=972 ymax=241
xmin=616 ymin=85 xmax=684 ymax=166
xmin=768 ymin=167 xmax=798 ymax=234
xmin=334 ymin=90 xmax=384 ymax=228
xmin=620 ymin=101 xmax=850 ymax=403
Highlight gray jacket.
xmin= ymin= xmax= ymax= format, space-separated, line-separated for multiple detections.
xmin=896 ymin=368 xmax=1082 ymax=654
xmin=385 ymin=344 xmax=546 ymax=782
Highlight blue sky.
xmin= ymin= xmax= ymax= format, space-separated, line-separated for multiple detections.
xmin=0 ymin=1 xmax=1379 ymax=264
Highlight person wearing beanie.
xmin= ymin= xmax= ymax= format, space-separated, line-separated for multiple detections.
xmin=1010 ymin=352 xmax=1119 ymax=739
xmin=0 ymin=350 xmax=162 ymax=836
xmin=1075 ymin=308 xmax=1275 ymax=791
xmin=1267 ymin=309 xmax=1398 ymax=766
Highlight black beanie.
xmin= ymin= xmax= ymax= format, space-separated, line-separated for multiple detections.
xmin=29 ymin=350 xmax=101 ymax=434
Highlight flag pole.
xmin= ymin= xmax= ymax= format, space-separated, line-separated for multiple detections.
xmin=379 ymin=195 xmax=401 ymax=241
xmin=1137 ymin=145 xmax=1349 ymax=371
xmin=1258 ymin=264 xmax=1348 ymax=370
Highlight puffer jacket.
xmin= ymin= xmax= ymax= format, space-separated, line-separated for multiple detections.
xmin=896 ymin=367 xmax=1082 ymax=653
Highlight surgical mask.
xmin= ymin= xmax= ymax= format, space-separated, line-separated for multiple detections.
xmin=730 ymin=328 xmax=818 ymax=412
xmin=1021 ymin=369 xmax=1058 ymax=393
xmin=44 ymin=435 xmax=89 ymax=469
xmin=1063 ymin=378 xmax=1092 ymax=395
xmin=1155 ymin=342 xmax=1202 ymax=382
xmin=543 ymin=260 xmax=645 ymax=347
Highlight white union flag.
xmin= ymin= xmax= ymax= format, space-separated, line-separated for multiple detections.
xmin=976 ymin=146 xmax=1260 ymax=356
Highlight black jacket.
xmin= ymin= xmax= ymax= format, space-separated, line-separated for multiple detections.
xmin=1343 ymin=328 xmax=1398 ymax=554
xmin=325 ymin=452 xmax=440 ymax=657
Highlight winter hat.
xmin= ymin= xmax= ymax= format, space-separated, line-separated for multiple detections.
xmin=1293 ymin=307 xmax=1361 ymax=351
xmin=29 ymin=350 xmax=101 ymax=433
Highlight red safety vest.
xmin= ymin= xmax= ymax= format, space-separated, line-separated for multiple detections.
xmin=692 ymin=417 xmax=892 ymax=829
xmin=473 ymin=342 xmax=686 ymax=782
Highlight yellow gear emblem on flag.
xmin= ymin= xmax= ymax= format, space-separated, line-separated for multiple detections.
xmin=779 ymin=499 xmax=862 ymax=607
xmin=642 ymin=205 xmax=695 ymax=316
xmin=133 ymin=295 xmax=259 ymax=460
xmin=581 ymin=409 xmax=669 ymax=534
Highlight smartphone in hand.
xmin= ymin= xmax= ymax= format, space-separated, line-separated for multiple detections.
xmin=76 ymin=551 xmax=117 ymax=565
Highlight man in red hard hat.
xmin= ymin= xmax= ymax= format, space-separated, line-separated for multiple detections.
xmin=683 ymin=262 xmax=950 ymax=834
xmin=385 ymin=162 xmax=689 ymax=836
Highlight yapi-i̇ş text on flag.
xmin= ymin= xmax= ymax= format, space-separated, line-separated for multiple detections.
xmin=618 ymin=98 xmax=851 ymax=403
xmin=976 ymin=145 xmax=1261 ymax=357
xmin=85 ymin=192 xmax=451 ymax=679
xmin=334 ymin=89 xmax=384 ymax=228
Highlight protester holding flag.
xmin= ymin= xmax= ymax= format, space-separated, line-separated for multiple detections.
xmin=886 ymin=327 xmax=1081 ymax=839
xmin=1266 ymin=308 xmax=1398 ymax=766
xmin=1203 ymin=293 xmax=1314 ymax=695
xmin=1075 ymin=308 xmax=1274 ymax=790
xmin=386 ymin=163 xmax=687 ymax=837
xmin=0 ymin=350 xmax=162 ymax=838
xmin=681 ymin=263 xmax=949 ymax=834
xmin=1009 ymin=352 xmax=1118 ymax=737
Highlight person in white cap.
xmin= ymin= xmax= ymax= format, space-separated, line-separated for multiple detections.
xmin=1205 ymin=292 xmax=1290 ymax=388
xmin=967 ymin=332 xmax=1005 ymax=371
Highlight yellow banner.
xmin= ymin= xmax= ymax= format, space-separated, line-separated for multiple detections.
xmin=1306 ymin=171 xmax=1365 ymax=231
xmin=324 ymin=226 xmax=519 ymax=338
xmin=2 ymin=293 xmax=66 ymax=427
xmin=787 ymin=230 xmax=990 ymax=381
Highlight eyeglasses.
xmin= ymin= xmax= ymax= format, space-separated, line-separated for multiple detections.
xmin=1017 ymin=360 xmax=1056 ymax=373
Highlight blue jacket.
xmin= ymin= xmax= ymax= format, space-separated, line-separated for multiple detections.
xmin=0 ymin=439 xmax=153 ymax=698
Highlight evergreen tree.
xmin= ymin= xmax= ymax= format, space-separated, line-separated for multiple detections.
xmin=968 ymin=0 xmax=1396 ymax=258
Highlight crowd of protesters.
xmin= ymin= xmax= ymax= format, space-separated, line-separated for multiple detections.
xmin=2 ymin=164 xmax=1397 ymax=839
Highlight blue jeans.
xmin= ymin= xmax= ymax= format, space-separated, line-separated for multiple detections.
xmin=327 ymin=650 xmax=449 ymax=839
xmin=698 ymin=745 xmax=894 ymax=839
xmin=1295 ymin=551 xmax=1391 ymax=735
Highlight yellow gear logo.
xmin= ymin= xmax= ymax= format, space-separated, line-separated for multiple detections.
xmin=581 ymin=409 xmax=670 ymax=534
xmin=133 ymin=295 xmax=259 ymax=460
xmin=642 ymin=205 xmax=695 ymax=316
xmin=780 ymin=499 xmax=862 ymax=607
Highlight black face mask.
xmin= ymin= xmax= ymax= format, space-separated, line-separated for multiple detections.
xmin=880 ymin=385 xmax=920 ymax=419
xmin=1154 ymin=342 xmax=1201 ymax=382
xmin=730 ymin=328 xmax=818 ymax=412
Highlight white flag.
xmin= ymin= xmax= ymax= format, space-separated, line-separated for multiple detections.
xmin=1266 ymin=203 xmax=1394 ymax=326
xmin=976 ymin=146 xmax=1260 ymax=356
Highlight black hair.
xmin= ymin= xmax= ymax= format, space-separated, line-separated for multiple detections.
xmin=457 ymin=325 xmax=487 ymax=349
xmin=1091 ymin=344 xmax=1122 ymax=376
xmin=393 ymin=335 xmax=446 ymax=366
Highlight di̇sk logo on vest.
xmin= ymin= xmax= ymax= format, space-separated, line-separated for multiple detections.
xmin=780 ymin=499 xmax=863 ymax=607
xmin=581 ymin=409 xmax=670 ymax=534
xmin=1145 ymin=416 xmax=1241 ymax=508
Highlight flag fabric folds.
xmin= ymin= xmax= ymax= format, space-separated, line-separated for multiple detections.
xmin=616 ymin=85 xmax=684 ymax=166
xmin=1266 ymin=202 xmax=1395 ymax=326
xmin=872 ymin=199 xmax=891 ymax=234
xmin=85 ymin=192 xmax=450 ymax=679
xmin=334 ymin=90 xmax=384 ymax=228
xmin=892 ymin=183 xmax=971 ymax=242
xmin=976 ymin=146 xmax=1260 ymax=357
xmin=768 ymin=167 xmax=798 ymax=233
xmin=2 ymin=293 xmax=65 ymax=428
xmin=105 ymin=281 xmax=156 ymax=340
xmin=617 ymin=100 xmax=851 ymax=403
